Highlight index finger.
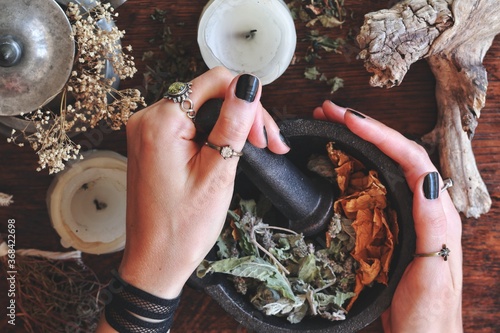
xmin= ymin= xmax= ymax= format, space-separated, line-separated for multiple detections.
xmin=317 ymin=101 xmax=437 ymax=191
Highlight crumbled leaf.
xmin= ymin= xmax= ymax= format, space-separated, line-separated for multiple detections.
xmin=142 ymin=9 xmax=207 ymax=103
xmin=327 ymin=77 xmax=344 ymax=94
xmin=198 ymin=256 xmax=296 ymax=300
xmin=327 ymin=143 xmax=398 ymax=310
xmin=308 ymin=31 xmax=345 ymax=53
xmin=298 ymin=253 xmax=319 ymax=283
xmin=305 ymin=66 xmax=321 ymax=80
xmin=317 ymin=15 xmax=345 ymax=28
xmin=287 ymin=0 xmax=350 ymax=93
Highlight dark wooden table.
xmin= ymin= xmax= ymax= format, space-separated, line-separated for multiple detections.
xmin=1 ymin=1 xmax=499 ymax=332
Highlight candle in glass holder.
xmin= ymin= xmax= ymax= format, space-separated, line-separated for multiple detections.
xmin=197 ymin=0 xmax=297 ymax=85
xmin=47 ymin=150 xmax=127 ymax=255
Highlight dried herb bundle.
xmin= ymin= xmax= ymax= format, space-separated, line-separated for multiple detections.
xmin=0 ymin=246 xmax=103 ymax=333
xmin=8 ymin=1 xmax=144 ymax=174
xmin=198 ymin=143 xmax=398 ymax=323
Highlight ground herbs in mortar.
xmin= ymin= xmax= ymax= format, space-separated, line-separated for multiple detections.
xmin=198 ymin=142 xmax=398 ymax=323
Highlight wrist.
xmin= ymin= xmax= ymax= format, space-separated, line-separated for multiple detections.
xmin=118 ymin=247 xmax=191 ymax=299
xmin=118 ymin=262 xmax=185 ymax=300
xmin=103 ymin=270 xmax=181 ymax=333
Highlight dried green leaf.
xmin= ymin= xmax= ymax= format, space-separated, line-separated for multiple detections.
xmin=298 ymin=253 xmax=319 ymax=283
xmin=307 ymin=32 xmax=345 ymax=53
xmin=199 ymin=256 xmax=296 ymax=300
xmin=318 ymin=15 xmax=344 ymax=28
xmin=305 ymin=66 xmax=321 ymax=80
xmin=327 ymin=77 xmax=344 ymax=94
xmin=316 ymin=290 xmax=356 ymax=309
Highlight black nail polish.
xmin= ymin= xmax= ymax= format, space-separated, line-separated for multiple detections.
xmin=279 ymin=132 xmax=290 ymax=148
xmin=263 ymin=126 xmax=268 ymax=145
xmin=347 ymin=109 xmax=366 ymax=119
xmin=235 ymin=74 xmax=259 ymax=102
xmin=423 ymin=171 xmax=439 ymax=200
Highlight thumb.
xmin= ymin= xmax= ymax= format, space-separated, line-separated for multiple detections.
xmin=413 ymin=171 xmax=448 ymax=256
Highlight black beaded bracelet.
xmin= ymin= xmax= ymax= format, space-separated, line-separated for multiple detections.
xmin=104 ymin=270 xmax=181 ymax=333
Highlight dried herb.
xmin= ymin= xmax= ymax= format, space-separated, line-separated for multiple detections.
xmin=0 ymin=245 xmax=103 ymax=333
xmin=198 ymin=143 xmax=398 ymax=323
xmin=316 ymin=142 xmax=399 ymax=310
xmin=142 ymin=9 xmax=208 ymax=104
xmin=198 ymin=199 xmax=357 ymax=323
xmin=289 ymin=0 xmax=347 ymax=28
xmin=287 ymin=0 xmax=350 ymax=94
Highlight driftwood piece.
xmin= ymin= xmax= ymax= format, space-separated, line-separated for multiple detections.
xmin=357 ymin=0 xmax=500 ymax=218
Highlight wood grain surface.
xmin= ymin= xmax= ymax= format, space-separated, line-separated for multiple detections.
xmin=0 ymin=1 xmax=499 ymax=332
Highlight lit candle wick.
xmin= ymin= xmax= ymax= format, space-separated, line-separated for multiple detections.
xmin=245 ymin=29 xmax=257 ymax=40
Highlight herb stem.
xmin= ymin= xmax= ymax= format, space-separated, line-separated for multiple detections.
xmin=250 ymin=227 xmax=290 ymax=275
xmin=314 ymin=280 xmax=336 ymax=293
xmin=260 ymin=225 xmax=298 ymax=235
xmin=253 ymin=239 xmax=290 ymax=275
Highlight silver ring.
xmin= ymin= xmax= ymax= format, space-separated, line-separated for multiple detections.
xmin=441 ymin=178 xmax=453 ymax=193
xmin=164 ymin=82 xmax=196 ymax=119
xmin=204 ymin=142 xmax=243 ymax=159
xmin=414 ymin=244 xmax=450 ymax=261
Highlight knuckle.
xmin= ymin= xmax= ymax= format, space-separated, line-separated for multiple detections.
xmin=127 ymin=104 xmax=191 ymax=148
xmin=216 ymin=113 xmax=250 ymax=142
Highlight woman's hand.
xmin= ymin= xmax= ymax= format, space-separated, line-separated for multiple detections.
xmin=314 ymin=101 xmax=463 ymax=333
xmin=118 ymin=67 xmax=289 ymax=299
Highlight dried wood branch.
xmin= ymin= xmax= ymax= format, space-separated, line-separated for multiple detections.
xmin=356 ymin=0 xmax=500 ymax=217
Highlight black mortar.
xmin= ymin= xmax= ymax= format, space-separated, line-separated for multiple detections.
xmin=190 ymin=101 xmax=415 ymax=332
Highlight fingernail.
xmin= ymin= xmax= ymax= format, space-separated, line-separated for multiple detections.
xmin=235 ymin=74 xmax=259 ymax=102
xmin=347 ymin=108 xmax=366 ymax=119
xmin=263 ymin=126 xmax=268 ymax=145
xmin=330 ymin=101 xmax=345 ymax=107
xmin=423 ymin=171 xmax=439 ymax=200
xmin=279 ymin=132 xmax=290 ymax=148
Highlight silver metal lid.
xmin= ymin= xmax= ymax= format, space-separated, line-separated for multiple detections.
xmin=0 ymin=0 xmax=74 ymax=116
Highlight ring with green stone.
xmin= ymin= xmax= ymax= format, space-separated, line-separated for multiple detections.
xmin=164 ymin=82 xmax=196 ymax=119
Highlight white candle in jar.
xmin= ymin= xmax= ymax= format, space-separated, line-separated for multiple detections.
xmin=47 ymin=150 xmax=127 ymax=255
xmin=197 ymin=0 xmax=297 ymax=85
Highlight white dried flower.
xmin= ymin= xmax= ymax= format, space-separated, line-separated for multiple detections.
xmin=7 ymin=1 xmax=145 ymax=174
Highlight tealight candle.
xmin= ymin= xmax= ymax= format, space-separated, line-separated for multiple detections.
xmin=47 ymin=150 xmax=127 ymax=255
xmin=197 ymin=0 xmax=297 ymax=85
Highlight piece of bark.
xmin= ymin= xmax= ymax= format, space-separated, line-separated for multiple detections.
xmin=357 ymin=0 xmax=499 ymax=218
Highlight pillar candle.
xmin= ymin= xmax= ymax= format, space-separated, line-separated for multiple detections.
xmin=47 ymin=150 xmax=127 ymax=255
xmin=198 ymin=0 xmax=297 ymax=85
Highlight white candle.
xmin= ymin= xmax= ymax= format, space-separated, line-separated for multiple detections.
xmin=47 ymin=150 xmax=127 ymax=255
xmin=198 ymin=0 xmax=297 ymax=85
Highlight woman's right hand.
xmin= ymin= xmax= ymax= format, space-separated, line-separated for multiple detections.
xmin=313 ymin=101 xmax=463 ymax=333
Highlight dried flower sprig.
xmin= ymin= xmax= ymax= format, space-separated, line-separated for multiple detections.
xmin=8 ymin=1 xmax=145 ymax=174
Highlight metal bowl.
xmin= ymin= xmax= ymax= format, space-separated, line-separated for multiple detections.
xmin=0 ymin=0 xmax=123 ymax=137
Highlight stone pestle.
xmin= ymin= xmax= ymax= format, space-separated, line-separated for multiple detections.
xmin=195 ymin=99 xmax=334 ymax=236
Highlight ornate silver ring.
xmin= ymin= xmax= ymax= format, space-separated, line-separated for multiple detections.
xmin=164 ymin=82 xmax=196 ymax=119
